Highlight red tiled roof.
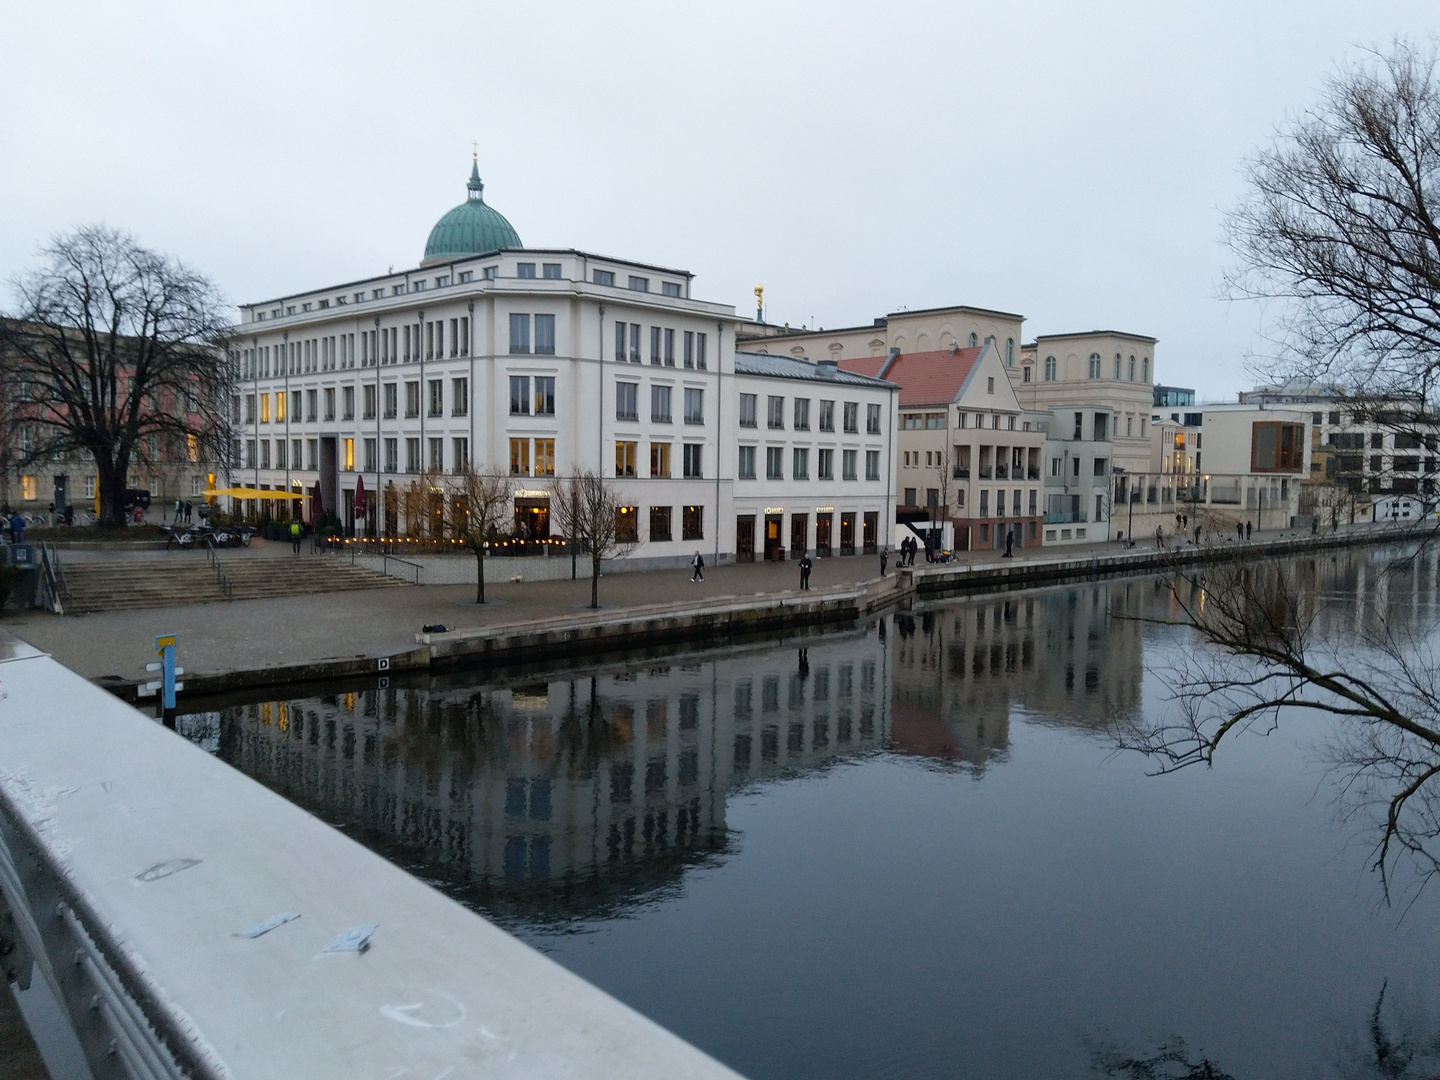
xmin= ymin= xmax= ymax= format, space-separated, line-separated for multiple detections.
xmin=837 ymin=356 xmax=885 ymax=379
xmin=839 ymin=347 xmax=982 ymax=407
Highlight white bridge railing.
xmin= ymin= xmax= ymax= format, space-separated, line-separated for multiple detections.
xmin=0 ymin=633 xmax=744 ymax=1080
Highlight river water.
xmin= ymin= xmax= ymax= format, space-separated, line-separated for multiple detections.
xmin=178 ymin=547 xmax=1440 ymax=1079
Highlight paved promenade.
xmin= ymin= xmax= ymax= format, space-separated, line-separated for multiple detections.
xmin=4 ymin=524 xmax=1361 ymax=685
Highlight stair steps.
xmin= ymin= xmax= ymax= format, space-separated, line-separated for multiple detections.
xmin=57 ymin=556 xmax=405 ymax=614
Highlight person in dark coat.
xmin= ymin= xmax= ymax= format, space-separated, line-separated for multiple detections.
xmin=879 ymin=547 xmax=888 ymax=576
xmin=799 ymin=553 xmax=812 ymax=589
xmin=1003 ymin=529 xmax=1015 ymax=558
xmin=691 ymin=550 xmax=704 ymax=582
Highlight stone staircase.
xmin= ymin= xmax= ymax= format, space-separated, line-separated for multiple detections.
xmin=57 ymin=555 xmax=406 ymax=614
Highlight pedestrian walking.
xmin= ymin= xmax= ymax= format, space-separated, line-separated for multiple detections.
xmin=1245 ymin=520 xmax=1252 ymax=541
xmin=1155 ymin=524 xmax=1164 ymax=549
xmin=799 ymin=552 xmax=813 ymax=589
xmin=185 ymin=500 xmax=193 ymax=524
xmin=691 ymin=549 xmax=704 ymax=582
xmin=1194 ymin=525 xmax=1201 ymax=546
xmin=1003 ymin=529 xmax=1015 ymax=558
xmin=1237 ymin=521 xmax=1244 ymax=541
xmin=290 ymin=519 xmax=302 ymax=554
xmin=9 ymin=513 xmax=24 ymax=545
xmin=174 ymin=498 xmax=182 ymax=522
xmin=879 ymin=547 xmax=888 ymax=576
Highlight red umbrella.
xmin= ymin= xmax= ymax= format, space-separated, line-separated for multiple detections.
xmin=310 ymin=481 xmax=324 ymax=524
xmin=353 ymin=475 xmax=367 ymax=519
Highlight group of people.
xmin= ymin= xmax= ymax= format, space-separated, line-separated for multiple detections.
xmin=173 ymin=499 xmax=195 ymax=524
xmin=896 ymin=534 xmax=928 ymax=566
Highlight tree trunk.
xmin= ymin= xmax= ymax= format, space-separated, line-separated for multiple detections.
xmin=96 ymin=457 xmax=127 ymax=529
xmin=591 ymin=553 xmax=601 ymax=609
xmin=475 ymin=546 xmax=486 ymax=604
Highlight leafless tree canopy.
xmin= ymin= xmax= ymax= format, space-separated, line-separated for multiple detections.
xmin=1123 ymin=541 xmax=1440 ymax=905
xmin=452 ymin=465 xmax=512 ymax=604
xmin=1 ymin=225 xmax=233 ymax=526
xmin=1226 ymin=39 xmax=1440 ymax=398
xmin=549 ymin=470 xmax=632 ymax=609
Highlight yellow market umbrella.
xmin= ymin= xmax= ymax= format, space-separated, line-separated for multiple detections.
xmin=207 ymin=487 xmax=304 ymax=500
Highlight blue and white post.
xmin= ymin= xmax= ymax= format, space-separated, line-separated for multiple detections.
xmin=145 ymin=634 xmax=184 ymax=729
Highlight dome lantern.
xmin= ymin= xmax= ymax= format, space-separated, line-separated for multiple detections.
xmin=422 ymin=157 xmax=522 ymax=266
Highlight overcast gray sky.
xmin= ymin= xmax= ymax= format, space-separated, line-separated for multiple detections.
xmin=2 ymin=1 xmax=1435 ymax=401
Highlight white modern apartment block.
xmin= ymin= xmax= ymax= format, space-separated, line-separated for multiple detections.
xmin=732 ymin=354 xmax=897 ymax=560
xmin=229 ymin=163 xmax=898 ymax=566
xmin=1038 ymin=406 xmax=1115 ymax=545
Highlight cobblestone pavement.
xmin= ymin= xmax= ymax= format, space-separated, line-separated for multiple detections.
xmin=7 ymin=524 xmax=1328 ymax=683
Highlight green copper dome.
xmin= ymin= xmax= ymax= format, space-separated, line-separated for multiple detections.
xmin=422 ymin=160 xmax=522 ymax=264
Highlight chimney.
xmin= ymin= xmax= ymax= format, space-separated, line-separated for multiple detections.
xmin=817 ymin=359 xmax=838 ymax=377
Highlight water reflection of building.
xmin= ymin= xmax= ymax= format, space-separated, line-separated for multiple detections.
xmin=889 ymin=583 xmax=1148 ymax=756
xmin=212 ymin=633 xmax=890 ymax=922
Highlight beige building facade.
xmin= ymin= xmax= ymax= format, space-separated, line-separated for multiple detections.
xmin=737 ymin=304 xmax=1025 ymax=369
xmin=841 ymin=341 xmax=1045 ymax=551
xmin=1014 ymin=331 xmax=1157 ymax=476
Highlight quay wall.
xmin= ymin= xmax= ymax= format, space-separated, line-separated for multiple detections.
xmin=103 ymin=526 xmax=1412 ymax=702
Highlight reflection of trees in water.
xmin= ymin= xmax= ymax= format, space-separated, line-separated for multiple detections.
xmin=1088 ymin=980 xmax=1440 ymax=1079
xmin=208 ymin=633 xmax=889 ymax=927
xmin=1086 ymin=1036 xmax=1236 ymax=1079
xmin=1119 ymin=541 xmax=1440 ymax=902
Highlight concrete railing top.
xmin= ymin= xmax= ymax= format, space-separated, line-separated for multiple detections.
xmin=0 ymin=634 xmax=744 ymax=1079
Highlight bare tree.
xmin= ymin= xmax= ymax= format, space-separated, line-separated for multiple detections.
xmin=549 ymin=469 xmax=634 ymax=609
xmin=932 ymin=445 xmax=953 ymax=531
xmin=1 ymin=226 xmax=232 ymax=527
xmin=1119 ymin=541 xmax=1440 ymax=904
xmin=1225 ymin=40 xmax=1440 ymax=401
xmin=452 ymin=464 xmax=512 ymax=604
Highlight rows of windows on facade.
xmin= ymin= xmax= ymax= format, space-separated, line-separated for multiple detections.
xmin=240 ymin=317 xmax=474 ymax=377
xmin=611 ymin=323 xmax=707 ymax=368
xmin=248 ymin=265 xmax=684 ymax=324
xmin=1034 ymin=353 xmax=1150 ymax=384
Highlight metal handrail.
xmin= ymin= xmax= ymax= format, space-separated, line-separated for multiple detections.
xmin=381 ymin=553 xmax=423 ymax=584
xmin=38 ymin=543 xmax=65 ymax=614
xmin=203 ymin=544 xmax=233 ymax=601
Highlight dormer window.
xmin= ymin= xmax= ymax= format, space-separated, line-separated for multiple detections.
xmin=373 ymin=289 xmax=384 ymax=300
xmin=317 ymin=300 xmax=329 ymax=309
xmin=256 ymin=311 xmax=266 ymax=321
xmin=302 ymin=302 xmax=313 ymax=311
xmin=628 ymin=276 xmax=649 ymax=292
xmin=593 ymin=269 xmax=615 ymax=286
xmin=483 ymin=266 xmax=497 ymax=280
xmin=458 ymin=271 xmax=473 ymax=283
xmin=517 ymin=263 xmax=537 ymax=279
xmin=435 ymin=276 xmax=449 ymax=287
xmin=413 ymin=280 xmax=425 ymax=292
xmin=662 ymin=282 xmax=682 ymax=297
xmin=285 ymin=306 xmax=295 ymax=315
xmin=393 ymin=285 xmax=406 ymax=296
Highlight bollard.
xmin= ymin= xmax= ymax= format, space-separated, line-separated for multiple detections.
xmin=140 ymin=634 xmax=184 ymax=728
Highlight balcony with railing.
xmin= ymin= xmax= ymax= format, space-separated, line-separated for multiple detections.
xmin=953 ymin=467 xmax=970 ymax=480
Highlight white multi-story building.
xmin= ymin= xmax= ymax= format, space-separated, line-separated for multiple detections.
xmin=230 ymin=162 xmax=897 ymax=566
xmin=732 ymin=354 xmax=897 ymax=560
xmin=1037 ymin=406 xmax=1115 ymax=545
